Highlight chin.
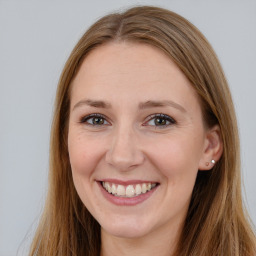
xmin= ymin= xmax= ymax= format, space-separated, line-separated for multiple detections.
xmin=100 ymin=217 xmax=152 ymax=239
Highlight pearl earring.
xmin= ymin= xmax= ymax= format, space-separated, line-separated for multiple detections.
xmin=206 ymin=160 xmax=215 ymax=166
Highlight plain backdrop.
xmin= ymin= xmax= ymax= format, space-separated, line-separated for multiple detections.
xmin=0 ymin=0 xmax=255 ymax=255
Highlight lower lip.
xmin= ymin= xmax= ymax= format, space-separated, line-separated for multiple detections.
xmin=98 ymin=182 xmax=158 ymax=206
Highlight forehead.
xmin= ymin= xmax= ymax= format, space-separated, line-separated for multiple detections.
xmin=70 ymin=42 xmax=201 ymax=114
xmin=73 ymin=42 xmax=186 ymax=88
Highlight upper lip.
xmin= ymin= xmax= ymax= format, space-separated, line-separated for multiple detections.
xmin=99 ymin=179 xmax=159 ymax=185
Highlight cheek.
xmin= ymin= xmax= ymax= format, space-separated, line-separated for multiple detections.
xmin=150 ymin=136 xmax=203 ymax=213
xmin=149 ymin=135 xmax=203 ymax=177
xmin=68 ymin=132 xmax=104 ymax=179
xmin=145 ymin=132 xmax=204 ymax=209
xmin=68 ymin=132 xmax=107 ymax=211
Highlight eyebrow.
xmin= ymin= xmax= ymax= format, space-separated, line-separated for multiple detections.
xmin=72 ymin=99 xmax=111 ymax=110
xmin=72 ymin=99 xmax=186 ymax=112
xmin=138 ymin=100 xmax=186 ymax=112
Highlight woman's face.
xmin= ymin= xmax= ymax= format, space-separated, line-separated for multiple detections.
xmin=68 ymin=42 xmax=213 ymax=239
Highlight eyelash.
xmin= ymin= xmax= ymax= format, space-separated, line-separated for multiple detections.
xmin=143 ymin=113 xmax=176 ymax=128
xmin=80 ymin=113 xmax=109 ymax=126
xmin=79 ymin=113 xmax=176 ymax=128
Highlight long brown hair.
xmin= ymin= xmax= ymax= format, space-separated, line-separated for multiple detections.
xmin=29 ymin=6 xmax=256 ymax=256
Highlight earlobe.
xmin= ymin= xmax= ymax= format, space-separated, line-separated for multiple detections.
xmin=199 ymin=125 xmax=223 ymax=171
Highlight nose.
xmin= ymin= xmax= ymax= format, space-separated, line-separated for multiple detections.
xmin=105 ymin=125 xmax=145 ymax=171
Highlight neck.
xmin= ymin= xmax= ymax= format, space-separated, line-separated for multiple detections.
xmin=100 ymin=220 xmax=183 ymax=256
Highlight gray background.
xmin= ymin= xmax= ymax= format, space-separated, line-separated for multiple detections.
xmin=0 ymin=0 xmax=255 ymax=255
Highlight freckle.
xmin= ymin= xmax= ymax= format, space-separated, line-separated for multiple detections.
xmin=77 ymin=134 xmax=83 ymax=141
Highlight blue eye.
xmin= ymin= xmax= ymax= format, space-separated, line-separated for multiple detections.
xmin=80 ymin=114 xmax=109 ymax=126
xmin=144 ymin=114 xmax=176 ymax=128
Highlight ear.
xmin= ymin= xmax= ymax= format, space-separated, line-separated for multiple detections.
xmin=198 ymin=125 xmax=223 ymax=171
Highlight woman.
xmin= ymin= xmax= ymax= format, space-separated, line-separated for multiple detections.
xmin=29 ymin=6 xmax=256 ymax=256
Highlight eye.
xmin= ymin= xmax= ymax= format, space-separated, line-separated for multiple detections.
xmin=80 ymin=114 xmax=110 ymax=126
xmin=143 ymin=114 xmax=176 ymax=128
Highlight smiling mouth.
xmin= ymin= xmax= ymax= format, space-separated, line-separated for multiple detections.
xmin=101 ymin=181 xmax=158 ymax=198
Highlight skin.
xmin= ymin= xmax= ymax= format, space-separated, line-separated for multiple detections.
xmin=68 ymin=42 xmax=222 ymax=256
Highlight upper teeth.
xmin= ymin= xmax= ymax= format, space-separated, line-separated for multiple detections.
xmin=102 ymin=182 xmax=157 ymax=197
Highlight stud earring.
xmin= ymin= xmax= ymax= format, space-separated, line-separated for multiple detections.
xmin=206 ymin=160 xmax=215 ymax=166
